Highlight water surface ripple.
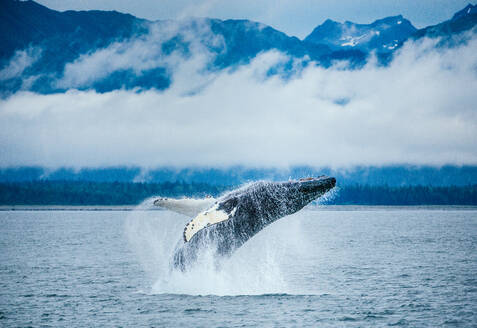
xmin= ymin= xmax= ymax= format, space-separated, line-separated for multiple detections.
xmin=0 ymin=208 xmax=476 ymax=327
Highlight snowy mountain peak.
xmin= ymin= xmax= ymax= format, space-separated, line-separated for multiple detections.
xmin=452 ymin=4 xmax=477 ymax=21
xmin=305 ymin=15 xmax=416 ymax=52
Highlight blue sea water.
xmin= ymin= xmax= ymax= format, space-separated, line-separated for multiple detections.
xmin=0 ymin=207 xmax=476 ymax=327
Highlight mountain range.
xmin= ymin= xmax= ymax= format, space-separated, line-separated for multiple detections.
xmin=0 ymin=0 xmax=476 ymax=95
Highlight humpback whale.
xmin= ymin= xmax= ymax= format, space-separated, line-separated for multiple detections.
xmin=154 ymin=176 xmax=336 ymax=271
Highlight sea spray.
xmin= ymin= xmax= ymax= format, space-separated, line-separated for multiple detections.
xmin=124 ymin=198 xmax=317 ymax=296
xmin=124 ymin=198 xmax=187 ymax=282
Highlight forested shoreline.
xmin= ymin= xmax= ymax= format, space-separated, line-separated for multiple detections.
xmin=0 ymin=181 xmax=476 ymax=206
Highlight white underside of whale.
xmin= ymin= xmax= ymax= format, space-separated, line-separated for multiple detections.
xmin=183 ymin=204 xmax=237 ymax=242
xmin=153 ymin=197 xmax=236 ymax=242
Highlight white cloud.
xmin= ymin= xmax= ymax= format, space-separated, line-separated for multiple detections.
xmin=0 ymin=36 xmax=476 ymax=168
xmin=0 ymin=48 xmax=42 ymax=81
xmin=56 ymin=20 xmax=223 ymax=89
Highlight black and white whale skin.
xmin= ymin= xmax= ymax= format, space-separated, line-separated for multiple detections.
xmin=155 ymin=176 xmax=336 ymax=271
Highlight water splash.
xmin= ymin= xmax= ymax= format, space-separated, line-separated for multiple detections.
xmin=125 ymin=197 xmax=311 ymax=296
xmin=314 ymin=186 xmax=339 ymax=205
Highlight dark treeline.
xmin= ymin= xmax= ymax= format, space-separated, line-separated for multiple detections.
xmin=0 ymin=181 xmax=476 ymax=205
xmin=0 ymin=181 xmax=228 ymax=205
xmin=328 ymin=185 xmax=477 ymax=205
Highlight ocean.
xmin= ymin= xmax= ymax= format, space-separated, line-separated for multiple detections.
xmin=1 ymin=206 xmax=476 ymax=327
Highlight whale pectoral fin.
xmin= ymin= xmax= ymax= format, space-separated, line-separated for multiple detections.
xmin=153 ymin=197 xmax=216 ymax=217
xmin=183 ymin=204 xmax=233 ymax=242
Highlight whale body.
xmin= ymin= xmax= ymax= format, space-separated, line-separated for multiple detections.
xmin=154 ymin=176 xmax=336 ymax=271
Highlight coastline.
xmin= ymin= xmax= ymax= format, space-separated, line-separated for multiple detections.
xmin=1 ymin=205 xmax=476 ymax=211
xmin=0 ymin=205 xmax=152 ymax=211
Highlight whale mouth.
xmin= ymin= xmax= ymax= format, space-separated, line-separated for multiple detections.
xmin=297 ymin=176 xmax=336 ymax=198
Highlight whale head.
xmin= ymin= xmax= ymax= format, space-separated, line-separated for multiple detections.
xmin=295 ymin=176 xmax=336 ymax=202
xmin=275 ymin=176 xmax=336 ymax=214
xmin=226 ymin=176 xmax=336 ymax=221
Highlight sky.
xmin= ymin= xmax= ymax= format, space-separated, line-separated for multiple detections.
xmin=35 ymin=0 xmax=472 ymax=38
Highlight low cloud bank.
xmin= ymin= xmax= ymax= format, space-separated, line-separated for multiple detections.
xmin=0 ymin=35 xmax=476 ymax=168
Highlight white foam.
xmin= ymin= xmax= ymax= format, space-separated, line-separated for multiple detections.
xmin=124 ymin=200 xmax=316 ymax=296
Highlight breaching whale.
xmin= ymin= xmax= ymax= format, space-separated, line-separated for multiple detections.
xmin=154 ymin=176 xmax=336 ymax=271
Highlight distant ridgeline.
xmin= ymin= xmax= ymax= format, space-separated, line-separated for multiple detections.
xmin=0 ymin=166 xmax=476 ymax=205
xmin=1 ymin=0 xmax=476 ymax=95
